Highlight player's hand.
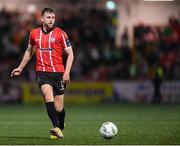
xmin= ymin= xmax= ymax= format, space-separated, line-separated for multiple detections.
xmin=11 ymin=67 xmax=22 ymax=77
xmin=63 ymin=72 xmax=70 ymax=84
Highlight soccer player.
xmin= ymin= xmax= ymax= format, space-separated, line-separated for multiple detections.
xmin=11 ymin=7 xmax=74 ymax=139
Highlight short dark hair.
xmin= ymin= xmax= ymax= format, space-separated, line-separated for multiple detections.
xmin=41 ymin=7 xmax=55 ymax=16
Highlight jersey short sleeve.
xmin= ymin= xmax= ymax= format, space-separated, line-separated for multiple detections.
xmin=61 ymin=31 xmax=72 ymax=50
xmin=28 ymin=30 xmax=36 ymax=47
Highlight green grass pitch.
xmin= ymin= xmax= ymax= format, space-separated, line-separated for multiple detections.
xmin=0 ymin=103 xmax=180 ymax=145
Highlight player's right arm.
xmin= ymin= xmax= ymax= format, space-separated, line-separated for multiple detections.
xmin=11 ymin=30 xmax=36 ymax=77
xmin=11 ymin=45 xmax=34 ymax=77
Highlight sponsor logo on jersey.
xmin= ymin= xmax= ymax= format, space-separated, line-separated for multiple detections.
xmin=39 ymin=48 xmax=54 ymax=51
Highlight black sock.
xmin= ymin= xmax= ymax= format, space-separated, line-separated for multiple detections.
xmin=58 ymin=108 xmax=65 ymax=130
xmin=46 ymin=102 xmax=59 ymax=128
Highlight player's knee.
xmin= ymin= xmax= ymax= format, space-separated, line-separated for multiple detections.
xmin=55 ymin=104 xmax=64 ymax=112
xmin=43 ymin=92 xmax=54 ymax=102
xmin=44 ymin=96 xmax=54 ymax=102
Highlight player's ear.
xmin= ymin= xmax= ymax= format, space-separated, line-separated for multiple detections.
xmin=41 ymin=17 xmax=44 ymax=23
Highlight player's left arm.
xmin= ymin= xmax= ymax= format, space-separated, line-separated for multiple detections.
xmin=63 ymin=47 xmax=74 ymax=84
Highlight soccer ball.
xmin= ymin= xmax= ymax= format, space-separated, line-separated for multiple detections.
xmin=99 ymin=122 xmax=118 ymax=139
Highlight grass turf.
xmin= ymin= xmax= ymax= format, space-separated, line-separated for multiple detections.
xmin=0 ymin=103 xmax=180 ymax=145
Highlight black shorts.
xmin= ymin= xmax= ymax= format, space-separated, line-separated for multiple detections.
xmin=36 ymin=71 xmax=66 ymax=96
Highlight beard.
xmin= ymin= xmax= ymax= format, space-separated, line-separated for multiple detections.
xmin=44 ymin=22 xmax=54 ymax=29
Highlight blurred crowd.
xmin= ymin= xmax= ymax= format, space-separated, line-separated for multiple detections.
xmin=0 ymin=7 xmax=180 ymax=85
xmin=134 ymin=17 xmax=180 ymax=81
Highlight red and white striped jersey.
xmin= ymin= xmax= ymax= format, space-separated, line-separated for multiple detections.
xmin=29 ymin=26 xmax=71 ymax=72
